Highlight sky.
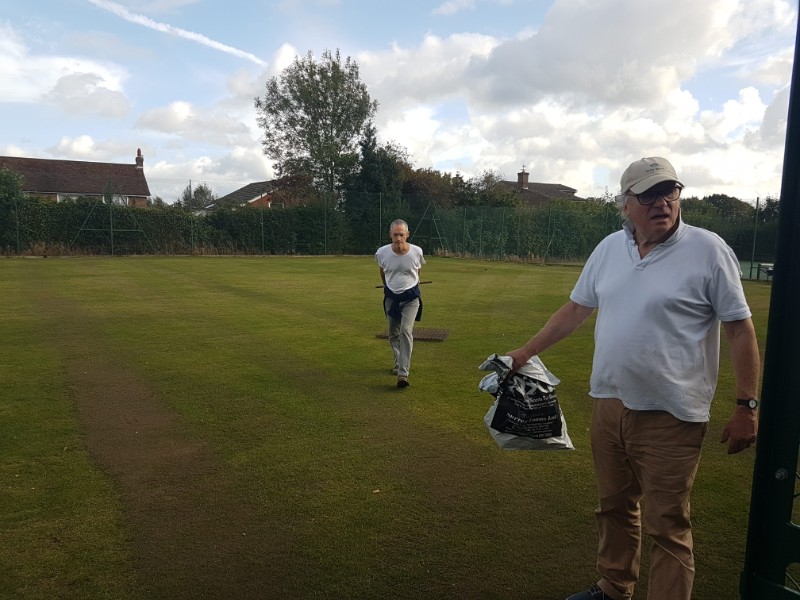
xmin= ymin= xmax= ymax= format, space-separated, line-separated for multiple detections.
xmin=1 ymin=0 xmax=797 ymax=203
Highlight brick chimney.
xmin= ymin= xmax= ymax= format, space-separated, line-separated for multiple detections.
xmin=136 ymin=148 xmax=144 ymax=169
xmin=517 ymin=166 xmax=529 ymax=190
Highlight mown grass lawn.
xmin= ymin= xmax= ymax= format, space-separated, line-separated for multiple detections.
xmin=0 ymin=255 xmax=771 ymax=599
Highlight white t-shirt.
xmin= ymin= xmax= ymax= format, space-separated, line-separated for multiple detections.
xmin=375 ymin=244 xmax=425 ymax=293
xmin=570 ymin=219 xmax=751 ymax=422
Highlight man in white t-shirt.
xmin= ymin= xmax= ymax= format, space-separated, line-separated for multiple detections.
xmin=375 ymin=219 xmax=426 ymax=388
xmin=507 ymin=157 xmax=760 ymax=600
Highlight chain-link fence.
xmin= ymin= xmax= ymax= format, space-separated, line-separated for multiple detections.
xmin=1 ymin=186 xmax=779 ymax=279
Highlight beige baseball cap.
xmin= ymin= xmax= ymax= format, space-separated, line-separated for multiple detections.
xmin=620 ymin=157 xmax=683 ymax=194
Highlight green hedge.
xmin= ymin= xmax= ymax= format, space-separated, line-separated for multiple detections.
xmin=1 ymin=195 xmax=778 ymax=264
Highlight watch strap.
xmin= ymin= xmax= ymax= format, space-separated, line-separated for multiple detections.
xmin=736 ymin=398 xmax=759 ymax=409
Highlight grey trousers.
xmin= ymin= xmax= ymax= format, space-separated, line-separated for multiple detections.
xmin=384 ymin=297 xmax=419 ymax=378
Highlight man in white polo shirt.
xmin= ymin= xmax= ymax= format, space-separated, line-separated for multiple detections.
xmin=507 ymin=157 xmax=760 ymax=600
xmin=376 ymin=219 xmax=426 ymax=388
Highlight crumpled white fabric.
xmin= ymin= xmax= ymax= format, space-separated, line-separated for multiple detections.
xmin=479 ymin=353 xmax=574 ymax=451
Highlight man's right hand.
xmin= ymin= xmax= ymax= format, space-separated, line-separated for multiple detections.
xmin=505 ymin=347 xmax=533 ymax=372
xmin=720 ymin=407 xmax=758 ymax=454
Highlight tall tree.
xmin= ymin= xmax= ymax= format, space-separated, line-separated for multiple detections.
xmin=178 ymin=182 xmax=216 ymax=211
xmin=758 ymin=195 xmax=780 ymax=223
xmin=270 ymin=174 xmax=319 ymax=208
xmin=466 ymin=170 xmax=518 ymax=207
xmin=402 ymin=167 xmax=460 ymax=210
xmin=702 ymin=193 xmax=753 ymax=221
xmin=254 ymin=49 xmax=378 ymax=195
xmin=343 ymin=125 xmax=411 ymax=252
xmin=345 ymin=125 xmax=409 ymax=205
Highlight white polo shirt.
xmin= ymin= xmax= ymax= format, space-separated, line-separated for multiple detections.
xmin=375 ymin=244 xmax=425 ymax=293
xmin=570 ymin=219 xmax=751 ymax=422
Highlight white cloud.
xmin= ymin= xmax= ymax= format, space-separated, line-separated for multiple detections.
xmin=137 ymin=100 xmax=194 ymax=133
xmin=729 ymin=0 xmax=797 ymax=39
xmin=45 ymin=137 xmax=148 ymax=164
xmin=139 ymin=0 xmax=202 ymax=12
xmin=0 ymin=23 xmax=129 ymax=111
xmin=136 ymin=100 xmax=253 ymax=146
xmin=0 ymin=144 xmax=32 ymax=158
xmin=352 ymin=0 xmax=795 ymax=198
xmin=44 ymin=73 xmax=130 ymax=117
xmin=433 ymin=0 xmax=477 ymax=16
xmin=144 ymin=148 xmax=274 ymax=183
xmin=433 ymin=0 xmax=517 ymax=16
xmin=382 ymin=105 xmax=449 ymax=168
xmin=1 ymin=0 xmax=795 ymax=201
xmin=52 ymin=135 xmax=100 ymax=157
xmin=743 ymin=47 xmax=795 ymax=86
xmin=760 ymin=85 xmax=791 ymax=145
xmin=360 ymin=33 xmax=498 ymax=122
xmin=464 ymin=0 xmax=740 ymax=109
xmin=271 ymin=43 xmax=303 ymax=75
xmin=701 ymin=87 xmax=767 ymax=143
xmin=0 ymin=21 xmax=131 ymax=120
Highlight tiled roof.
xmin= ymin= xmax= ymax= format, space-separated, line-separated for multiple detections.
xmin=518 ymin=182 xmax=578 ymax=197
xmin=215 ymin=181 xmax=274 ymax=206
xmin=0 ymin=155 xmax=151 ymax=197
xmin=498 ymin=180 xmax=583 ymax=205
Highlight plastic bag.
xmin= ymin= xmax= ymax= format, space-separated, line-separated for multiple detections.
xmin=479 ymin=353 xmax=574 ymax=450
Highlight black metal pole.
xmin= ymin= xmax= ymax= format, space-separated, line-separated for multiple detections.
xmin=740 ymin=10 xmax=800 ymax=599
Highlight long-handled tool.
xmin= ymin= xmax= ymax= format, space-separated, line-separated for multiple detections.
xmin=374 ymin=280 xmax=433 ymax=289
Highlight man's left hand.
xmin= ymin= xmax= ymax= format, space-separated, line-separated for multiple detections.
xmin=720 ymin=407 xmax=758 ymax=454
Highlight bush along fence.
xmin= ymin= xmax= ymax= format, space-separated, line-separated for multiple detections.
xmin=1 ymin=194 xmax=778 ymax=276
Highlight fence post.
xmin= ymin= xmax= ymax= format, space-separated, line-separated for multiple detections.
xmin=463 ymin=206 xmax=467 ymax=253
xmin=500 ymin=207 xmax=506 ymax=259
xmin=544 ymin=204 xmax=553 ymax=264
xmin=14 ymin=194 xmax=20 ymax=253
xmin=479 ymin=207 xmax=484 ymax=258
xmin=749 ymin=197 xmax=759 ymax=280
xmin=109 ymin=200 xmax=115 ymax=256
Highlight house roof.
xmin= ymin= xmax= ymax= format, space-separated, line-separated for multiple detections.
xmin=515 ymin=181 xmax=578 ymax=198
xmin=0 ymin=155 xmax=151 ymax=197
xmin=215 ymin=181 xmax=274 ymax=206
xmin=498 ymin=179 xmax=583 ymax=206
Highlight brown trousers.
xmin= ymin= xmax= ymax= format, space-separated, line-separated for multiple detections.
xmin=590 ymin=399 xmax=707 ymax=600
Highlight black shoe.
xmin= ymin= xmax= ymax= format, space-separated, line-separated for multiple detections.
xmin=397 ymin=377 xmax=409 ymax=388
xmin=565 ymin=585 xmax=611 ymax=600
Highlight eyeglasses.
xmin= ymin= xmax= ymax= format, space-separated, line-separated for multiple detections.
xmin=629 ymin=185 xmax=683 ymax=206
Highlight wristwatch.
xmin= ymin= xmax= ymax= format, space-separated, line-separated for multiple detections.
xmin=737 ymin=398 xmax=759 ymax=409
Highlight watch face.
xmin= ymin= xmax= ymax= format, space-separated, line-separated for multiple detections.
xmin=748 ymin=399 xmax=758 ymax=409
